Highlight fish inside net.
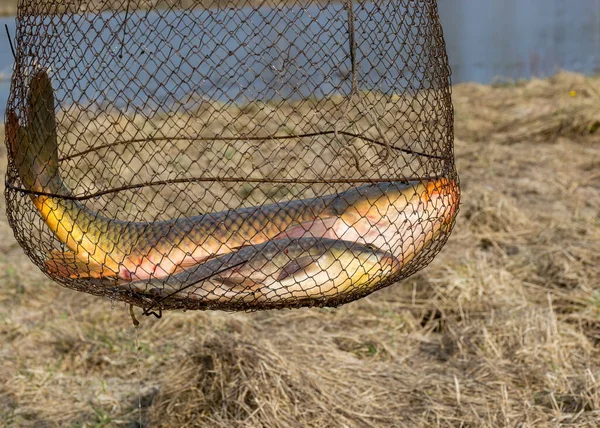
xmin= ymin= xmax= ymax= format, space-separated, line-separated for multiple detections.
xmin=4 ymin=0 xmax=459 ymax=313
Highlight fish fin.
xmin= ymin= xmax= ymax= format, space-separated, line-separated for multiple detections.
xmin=179 ymin=244 xmax=246 ymax=267
xmin=218 ymin=276 xmax=260 ymax=290
xmin=177 ymin=258 xmax=208 ymax=270
xmin=45 ymin=250 xmax=110 ymax=279
xmin=274 ymin=216 xmax=339 ymax=240
xmin=277 ymin=256 xmax=316 ymax=281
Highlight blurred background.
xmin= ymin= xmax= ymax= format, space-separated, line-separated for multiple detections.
xmin=2 ymin=0 xmax=600 ymax=109
xmin=438 ymin=0 xmax=600 ymax=83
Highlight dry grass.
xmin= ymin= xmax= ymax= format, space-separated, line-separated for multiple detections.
xmin=1 ymin=71 xmax=600 ymax=426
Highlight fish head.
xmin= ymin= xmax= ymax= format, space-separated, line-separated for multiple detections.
xmin=338 ymin=178 xmax=459 ymax=249
xmin=263 ymin=239 xmax=401 ymax=300
xmin=380 ymin=177 xmax=460 ymax=265
xmin=413 ymin=177 xmax=460 ymax=233
xmin=349 ymin=178 xmax=459 ymax=221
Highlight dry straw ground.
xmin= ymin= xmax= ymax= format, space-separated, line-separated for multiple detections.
xmin=1 ymin=72 xmax=599 ymax=426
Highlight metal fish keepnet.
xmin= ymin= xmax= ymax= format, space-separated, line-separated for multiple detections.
xmin=5 ymin=0 xmax=459 ymax=313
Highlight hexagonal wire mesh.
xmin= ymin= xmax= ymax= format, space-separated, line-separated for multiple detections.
xmin=4 ymin=0 xmax=459 ymax=314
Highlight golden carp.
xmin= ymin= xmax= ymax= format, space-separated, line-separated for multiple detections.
xmin=7 ymin=70 xmax=459 ymax=285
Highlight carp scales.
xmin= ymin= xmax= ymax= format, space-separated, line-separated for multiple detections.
xmin=273 ymin=176 xmax=459 ymax=258
xmin=126 ymin=238 xmax=401 ymax=305
xmin=124 ymin=184 xmax=455 ymax=305
xmin=7 ymin=69 xmax=459 ymax=284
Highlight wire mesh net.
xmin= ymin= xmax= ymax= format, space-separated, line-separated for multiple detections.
xmin=4 ymin=0 xmax=459 ymax=313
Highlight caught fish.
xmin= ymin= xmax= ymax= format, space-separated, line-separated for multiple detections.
xmin=6 ymin=71 xmax=332 ymax=281
xmin=7 ymin=69 xmax=459 ymax=284
xmin=130 ymin=237 xmax=401 ymax=305
xmin=128 ymin=180 xmax=456 ymax=306
xmin=274 ymin=176 xmax=459 ymax=260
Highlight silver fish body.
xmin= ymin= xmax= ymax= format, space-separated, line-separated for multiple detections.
xmin=124 ymin=237 xmax=400 ymax=305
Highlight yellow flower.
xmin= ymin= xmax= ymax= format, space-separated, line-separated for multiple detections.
xmin=569 ymin=90 xmax=577 ymax=97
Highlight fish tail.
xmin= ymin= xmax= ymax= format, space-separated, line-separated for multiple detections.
xmin=8 ymin=70 xmax=61 ymax=194
xmin=45 ymin=250 xmax=109 ymax=279
xmin=8 ymin=71 xmax=125 ymax=278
